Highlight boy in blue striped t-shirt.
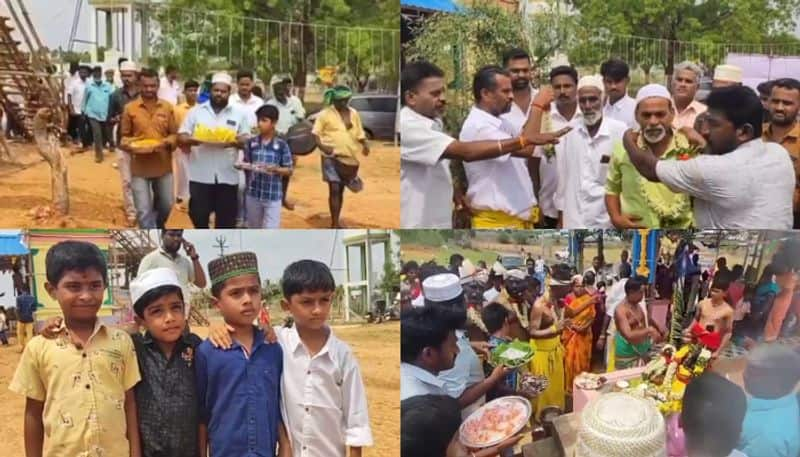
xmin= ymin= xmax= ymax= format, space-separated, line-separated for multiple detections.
xmin=237 ymin=104 xmax=293 ymax=228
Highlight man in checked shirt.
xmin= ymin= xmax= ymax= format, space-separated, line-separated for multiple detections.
xmin=236 ymin=104 xmax=293 ymax=228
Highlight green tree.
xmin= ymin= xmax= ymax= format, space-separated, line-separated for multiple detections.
xmin=148 ymin=0 xmax=398 ymax=90
xmin=376 ymin=258 xmax=401 ymax=300
xmin=567 ymin=0 xmax=800 ymax=74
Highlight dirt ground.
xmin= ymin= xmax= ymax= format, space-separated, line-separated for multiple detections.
xmin=0 ymin=140 xmax=399 ymax=229
xmin=0 ymin=321 xmax=400 ymax=457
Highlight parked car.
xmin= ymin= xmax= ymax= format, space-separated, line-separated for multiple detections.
xmin=501 ymin=255 xmax=524 ymax=270
xmin=307 ymin=93 xmax=397 ymax=140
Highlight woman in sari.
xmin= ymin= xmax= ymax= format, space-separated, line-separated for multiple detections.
xmin=562 ymin=275 xmax=598 ymax=394
xmin=529 ymin=281 xmax=568 ymax=421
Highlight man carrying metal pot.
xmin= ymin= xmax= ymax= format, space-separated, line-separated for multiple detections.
xmin=312 ymin=85 xmax=370 ymax=228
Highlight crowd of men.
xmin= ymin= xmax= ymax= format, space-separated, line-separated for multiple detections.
xmin=62 ymin=59 xmax=369 ymax=229
xmin=400 ymin=241 xmax=800 ymax=457
xmin=400 ymin=51 xmax=800 ymax=230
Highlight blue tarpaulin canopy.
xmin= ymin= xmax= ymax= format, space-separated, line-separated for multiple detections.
xmin=401 ymin=0 xmax=458 ymax=13
xmin=0 ymin=234 xmax=28 ymax=256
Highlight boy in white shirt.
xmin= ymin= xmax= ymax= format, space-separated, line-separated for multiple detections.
xmin=209 ymin=259 xmax=373 ymax=457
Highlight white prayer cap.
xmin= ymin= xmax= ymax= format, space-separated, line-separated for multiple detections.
xmin=459 ymin=259 xmax=477 ymax=285
xmin=571 ymin=274 xmax=585 ymax=286
xmin=491 ymin=261 xmax=507 ymax=277
xmin=635 ymin=83 xmax=672 ymax=106
xmin=270 ymin=73 xmax=292 ymax=86
xmin=130 ymin=268 xmax=182 ymax=313
xmin=211 ymin=72 xmax=233 ymax=86
xmin=578 ymin=74 xmax=604 ymax=94
xmin=119 ymin=61 xmax=138 ymax=72
xmin=422 ymin=273 xmax=463 ymax=302
xmin=505 ymin=268 xmax=528 ymax=281
xmin=714 ymin=64 xmax=742 ymax=83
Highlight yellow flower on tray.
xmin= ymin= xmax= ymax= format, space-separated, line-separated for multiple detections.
xmin=193 ymin=125 xmax=237 ymax=143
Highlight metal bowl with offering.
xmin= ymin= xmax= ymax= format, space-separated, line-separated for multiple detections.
xmin=518 ymin=373 xmax=549 ymax=397
xmin=574 ymin=372 xmax=607 ymax=390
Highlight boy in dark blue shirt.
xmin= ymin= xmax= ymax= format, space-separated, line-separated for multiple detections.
xmin=196 ymin=252 xmax=290 ymax=457
xmin=237 ymin=105 xmax=293 ymax=229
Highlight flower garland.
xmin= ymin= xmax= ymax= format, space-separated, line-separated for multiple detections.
xmin=540 ymin=112 xmax=556 ymax=162
xmin=638 ymin=132 xmax=701 ymax=223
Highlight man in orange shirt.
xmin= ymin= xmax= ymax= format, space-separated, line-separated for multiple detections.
xmin=119 ymin=68 xmax=178 ymax=228
xmin=763 ymin=78 xmax=800 ymax=228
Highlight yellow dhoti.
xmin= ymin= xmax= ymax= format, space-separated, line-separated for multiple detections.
xmin=472 ymin=207 xmax=539 ymax=229
xmin=529 ymin=331 xmax=565 ymax=422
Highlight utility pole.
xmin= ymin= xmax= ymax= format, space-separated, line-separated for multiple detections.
xmin=213 ymin=236 xmax=229 ymax=257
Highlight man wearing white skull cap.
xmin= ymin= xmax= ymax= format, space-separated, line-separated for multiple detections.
xmin=623 ymin=84 xmax=794 ymax=229
xmin=422 ymin=272 xmax=514 ymax=419
xmin=178 ymin=71 xmax=252 ymax=228
xmin=555 ymin=74 xmax=626 ymax=228
xmin=605 ymin=83 xmax=695 ymax=229
xmin=713 ymin=64 xmax=743 ymax=88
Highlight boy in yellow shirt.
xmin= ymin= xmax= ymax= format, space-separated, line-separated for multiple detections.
xmin=9 ymin=241 xmax=142 ymax=457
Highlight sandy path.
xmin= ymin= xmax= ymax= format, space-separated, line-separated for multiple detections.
xmin=0 ymin=141 xmax=399 ymax=229
xmin=0 ymin=321 xmax=399 ymax=457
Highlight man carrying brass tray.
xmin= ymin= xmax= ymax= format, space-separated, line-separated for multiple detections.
xmin=312 ymin=85 xmax=370 ymax=228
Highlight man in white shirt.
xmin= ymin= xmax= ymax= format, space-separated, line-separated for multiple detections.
xmin=229 ymin=69 xmax=264 ymax=227
xmin=157 ymin=64 xmax=181 ymax=105
xmin=400 ymin=306 xmax=458 ymax=400
xmin=555 ymin=74 xmax=626 ymax=228
xmin=538 ymin=65 xmax=582 ymax=228
xmin=137 ymin=229 xmax=207 ymax=323
xmin=266 ymin=75 xmax=306 ymax=210
xmin=400 ymin=61 xmax=568 ymax=229
xmin=67 ymin=65 xmax=90 ymax=148
xmin=671 ymin=61 xmax=708 ymax=130
xmin=461 ymin=65 xmax=544 ymax=228
xmin=601 ymin=58 xmax=637 ymax=128
xmin=178 ymin=72 xmax=251 ymax=228
xmin=624 ymin=85 xmax=795 ymax=229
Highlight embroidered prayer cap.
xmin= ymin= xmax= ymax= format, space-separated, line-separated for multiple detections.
xmin=422 ymin=273 xmax=462 ymax=302
xmin=578 ymin=74 xmax=604 ymax=95
xmin=635 ymin=84 xmax=672 ymax=107
xmin=208 ymin=251 xmax=260 ymax=287
xmin=120 ymin=61 xmax=139 ymax=72
xmin=713 ymin=64 xmax=742 ymax=83
xmin=130 ymin=267 xmax=182 ymax=316
xmin=211 ymin=72 xmax=233 ymax=87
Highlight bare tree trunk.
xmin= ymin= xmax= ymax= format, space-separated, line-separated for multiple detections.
xmin=32 ymin=108 xmax=68 ymax=214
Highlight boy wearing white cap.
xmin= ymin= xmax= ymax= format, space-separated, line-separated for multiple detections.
xmin=556 ymin=74 xmax=626 ymax=228
xmin=605 ymin=83 xmax=695 ymax=228
xmin=130 ymin=267 xmax=202 ymax=457
xmin=178 ymin=71 xmax=252 ymax=228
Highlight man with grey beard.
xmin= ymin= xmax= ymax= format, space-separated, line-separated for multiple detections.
xmin=555 ymin=74 xmax=626 ymax=228
xmin=605 ymin=84 xmax=695 ymax=228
